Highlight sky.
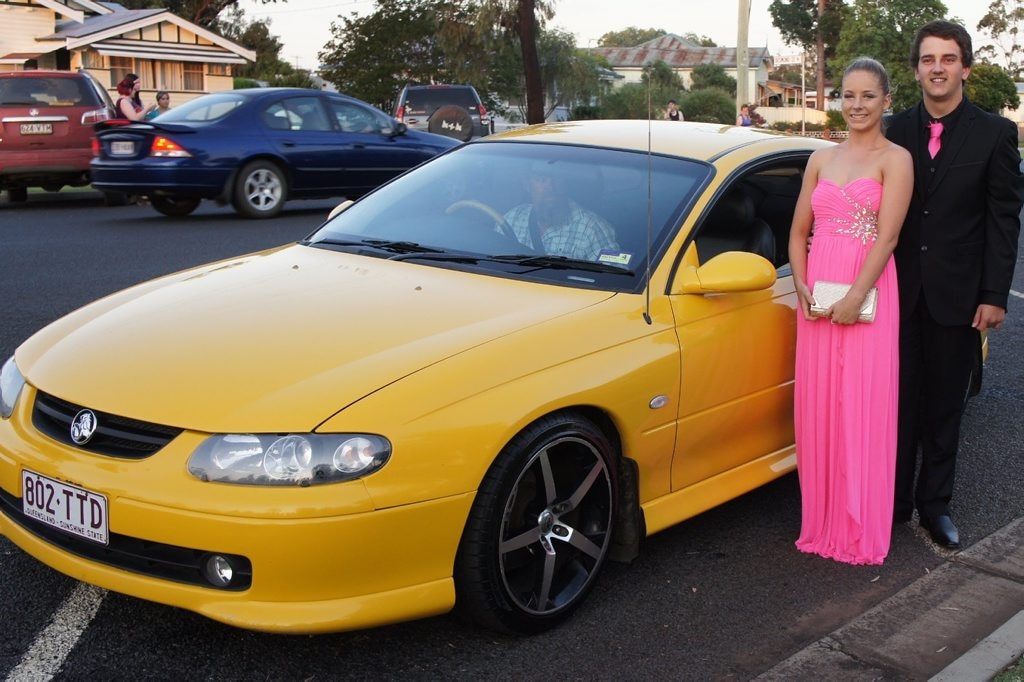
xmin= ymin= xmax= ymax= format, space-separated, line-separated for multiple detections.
xmin=240 ymin=0 xmax=986 ymax=72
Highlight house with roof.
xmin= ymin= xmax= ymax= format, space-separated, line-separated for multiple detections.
xmin=0 ymin=0 xmax=254 ymax=103
xmin=589 ymin=33 xmax=780 ymax=107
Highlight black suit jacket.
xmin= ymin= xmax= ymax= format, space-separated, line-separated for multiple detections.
xmin=885 ymin=100 xmax=1022 ymax=325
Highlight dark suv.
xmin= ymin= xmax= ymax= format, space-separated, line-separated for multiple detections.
xmin=0 ymin=69 xmax=116 ymax=202
xmin=394 ymin=84 xmax=489 ymax=142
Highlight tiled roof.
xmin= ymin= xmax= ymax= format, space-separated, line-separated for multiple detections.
xmin=591 ymin=33 xmax=771 ymax=69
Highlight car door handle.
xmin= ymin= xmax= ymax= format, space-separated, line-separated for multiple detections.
xmin=281 ymin=141 xmax=296 ymax=147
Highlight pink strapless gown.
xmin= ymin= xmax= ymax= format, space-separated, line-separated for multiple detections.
xmin=794 ymin=178 xmax=899 ymax=565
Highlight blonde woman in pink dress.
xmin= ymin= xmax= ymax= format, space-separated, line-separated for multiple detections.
xmin=787 ymin=58 xmax=914 ymax=565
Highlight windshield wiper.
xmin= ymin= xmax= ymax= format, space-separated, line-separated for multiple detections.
xmin=308 ymin=238 xmax=445 ymax=255
xmin=492 ymin=254 xmax=634 ymax=275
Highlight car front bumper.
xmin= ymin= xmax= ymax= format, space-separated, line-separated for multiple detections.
xmin=0 ymin=385 xmax=472 ymax=634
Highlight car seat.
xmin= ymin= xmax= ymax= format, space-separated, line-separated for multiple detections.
xmin=696 ymin=185 xmax=777 ymax=265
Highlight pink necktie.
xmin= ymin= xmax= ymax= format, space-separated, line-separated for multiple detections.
xmin=928 ymin=121 xmax=943 ymax=158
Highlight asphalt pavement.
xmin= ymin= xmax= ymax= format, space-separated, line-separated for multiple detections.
xmin=759 ymin=515 xmax=1024 ymax=680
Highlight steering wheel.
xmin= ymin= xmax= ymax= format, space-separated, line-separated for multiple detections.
xmin=445 ymin=199 xmax=518 ymax=242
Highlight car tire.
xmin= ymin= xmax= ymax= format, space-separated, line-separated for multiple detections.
xmin=427 ymin=105 xmax=475 ymax=142
xmin=454 ymin=411 xmax=617 ymax=634
xmin=7 ymin=188 xmax=28 ymax=203
xmin=151 ymin=196 xmax=201 ymax=217
xmin=232 ymin=160 xmax=286 ymax=219
xmin=102 ymin=191 xmax=130 ymax=207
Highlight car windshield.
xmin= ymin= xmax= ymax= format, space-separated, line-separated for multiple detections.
xmin=0 ymin=77 xmax=97 ymax=107
xmin=157 ymin=93 xmax=246 ymax=122
xmin=306 ymin=141 xmax=710 ymax=292
xmin=404 ymin=88 xmax=478 ymax=111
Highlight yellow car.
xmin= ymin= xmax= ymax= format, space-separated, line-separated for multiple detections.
xmin=1 ymin=121 xmax=828 ymax=635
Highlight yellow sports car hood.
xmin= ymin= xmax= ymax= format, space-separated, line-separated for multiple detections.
xmin=17 ymin=245 xmax=615 ymax=432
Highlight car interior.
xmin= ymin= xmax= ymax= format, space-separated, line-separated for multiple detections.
xmin=693 ymin=161 xmax=807 ymax=273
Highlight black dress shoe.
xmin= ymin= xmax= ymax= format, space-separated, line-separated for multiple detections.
xmin=921 ymin=514 xmax=961 ymax=549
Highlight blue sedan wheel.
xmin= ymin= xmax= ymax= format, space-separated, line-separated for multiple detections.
xmin=232 ymin=160 xmax=286 ymax=219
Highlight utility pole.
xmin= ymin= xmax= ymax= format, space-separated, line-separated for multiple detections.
xmin=736 ymin=0 xmax=750 ymax=116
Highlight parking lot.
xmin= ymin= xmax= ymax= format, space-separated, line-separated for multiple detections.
xmin=1 ymin=190 xmax=1023 ymax=679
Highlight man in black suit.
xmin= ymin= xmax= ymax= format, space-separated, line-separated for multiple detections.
xmin=886 ymin=20 xmax=1022 ymax=549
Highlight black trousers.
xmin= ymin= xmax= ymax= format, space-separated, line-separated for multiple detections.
xmin=895 ymin=296 xmax=980 ymax=521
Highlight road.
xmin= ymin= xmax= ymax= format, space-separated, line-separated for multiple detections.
xmin=1 ymin=191 xmax=1022 ymax=680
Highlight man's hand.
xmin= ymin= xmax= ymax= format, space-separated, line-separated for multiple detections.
xmin=973 ymin=303 xmax=1006 ymax=331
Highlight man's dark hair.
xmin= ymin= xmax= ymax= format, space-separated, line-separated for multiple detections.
xmin=668 ymin=99 xmax=677 ymax=104
xmin=910 ymin=20 xmax=973 ymax=69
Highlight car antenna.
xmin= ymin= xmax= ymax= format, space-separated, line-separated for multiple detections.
xmin=643 ymin=78 xmax=653 ymax=325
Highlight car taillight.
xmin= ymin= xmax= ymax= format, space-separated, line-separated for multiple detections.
xmin=81 ymin=108 xmax=111 ymax=125
xmin=396 ymin=105 xmax=405 ymax=123
xmin=91 ymin=136 xmax=100 ymax=157
xmin=150 ymin=136 xmax=192 ymax=158
xmin=478 ymin=104 xmax=489 ymax=124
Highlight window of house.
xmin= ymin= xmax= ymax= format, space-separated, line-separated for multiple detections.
xmin=208 ymin=63 xmax=230 ymax=76
xmin=157 ymin=62 xmax=183 ymax=92
xmin=82 ymin=50 xmax=101 ymax=69
xmin=183 ymin=63 xmax=203 ymax=91
xmin=110 ymin=57 xmax=132 ymax=87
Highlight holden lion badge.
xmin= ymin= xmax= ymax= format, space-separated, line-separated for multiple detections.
xmin=70 ymin=409 xmax=98 ymax=445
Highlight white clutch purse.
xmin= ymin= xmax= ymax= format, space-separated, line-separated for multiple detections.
xmin=809 ymin=281 xmax=878 ymax=323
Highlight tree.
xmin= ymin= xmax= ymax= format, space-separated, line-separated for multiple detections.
xmin=683 ymin=33 xmax=718 ymax=47
xmin=318 ymin=0 xmax=445 ymax=108
xmin=117 ymin=0 xmax=282 ymax=28
xmin=768 ymin=0 xmax=843 ymax=110
xmin=474 ymin=0 xmax=555 ymax=124
xmin=599 ymin=82 xmax=663 ymax=118
xmin=977 ymin=0 xmax=1024 ymax=79
xmin=536 ymin=30 xmax=604 ymax=118
xmin=597 ymin=27 xmax=666 ymax=47
xmin=689 ymin=63 xmax=737 ymax=95
xmin=681 ymin=88 xmax=736 ymax=123
xmin=832 ymin=0 xmax=947 ymax=112
xmin=966 ymin=62 xmax=1021 ymax=113
xmin=642 ymin=60 xmax=684 ymax=91
xmin=213 ymin=5 xmax=310 ymax=84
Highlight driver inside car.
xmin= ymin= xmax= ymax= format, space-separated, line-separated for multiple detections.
xmin=503 ymin=165 xmax=618 ymax=261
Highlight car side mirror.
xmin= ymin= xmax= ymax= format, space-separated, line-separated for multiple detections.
xmin=384 ymin=122 xmax=407 ymax=137
xmin=675 ymin=251 xmax=776 ymax=295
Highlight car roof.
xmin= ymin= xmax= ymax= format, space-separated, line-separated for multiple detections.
xmin=0 ymin=70 xmax=90 ymax=78
xmin=483 ymin=120 xmax=828 ymax=163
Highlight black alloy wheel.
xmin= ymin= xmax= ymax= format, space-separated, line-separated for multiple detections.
xmin=455 ymin=412 xmax=617 ymax=634
xmin=151 ymin=195 xmax=201 ymax=217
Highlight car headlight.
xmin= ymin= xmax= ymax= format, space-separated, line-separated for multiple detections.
xmin=1 ymin=356 xmax=26 ymax=419
xmin=187 ymin=433 xmax=391 ymax=486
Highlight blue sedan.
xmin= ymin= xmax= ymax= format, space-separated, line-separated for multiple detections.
xmin=91 ymin=88 xmax=460 ymax=218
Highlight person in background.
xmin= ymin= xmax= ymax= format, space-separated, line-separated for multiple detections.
xmin=145 ymin=91 xmax=171 ymax=120
xmin=788 ymin=57 xmax=913 ymax=565
xmin=737 ymin=104 xmax=754 ymax=127
xmin=665 ymin=99 xmax=683 ymax=121
xmin=886 ymin=20 xmax=1022 ymax=550
xmin=115 ymin=74 xmax=156 ymax=122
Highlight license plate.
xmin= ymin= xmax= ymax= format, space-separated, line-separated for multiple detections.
xmin=110 ymin=141 xmax=134 ymax=156
xmin=19 ymin=123 xmax=52 ymax=135
xmin=21 ymin=468 xmax=109 ymax=545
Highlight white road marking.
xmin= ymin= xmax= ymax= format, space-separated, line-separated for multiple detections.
xmin=1010 ymin=289 xmax=1023 ymax=299
xmin=5 ymin=582 xmax=105 ymax=682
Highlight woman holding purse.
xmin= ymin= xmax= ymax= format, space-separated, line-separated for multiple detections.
xmin=787 ymin=57 xmax=913 ymax=565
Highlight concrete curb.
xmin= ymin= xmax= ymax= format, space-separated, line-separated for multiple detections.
xmin=757 ymin=517 xmax=1024 ymax=680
